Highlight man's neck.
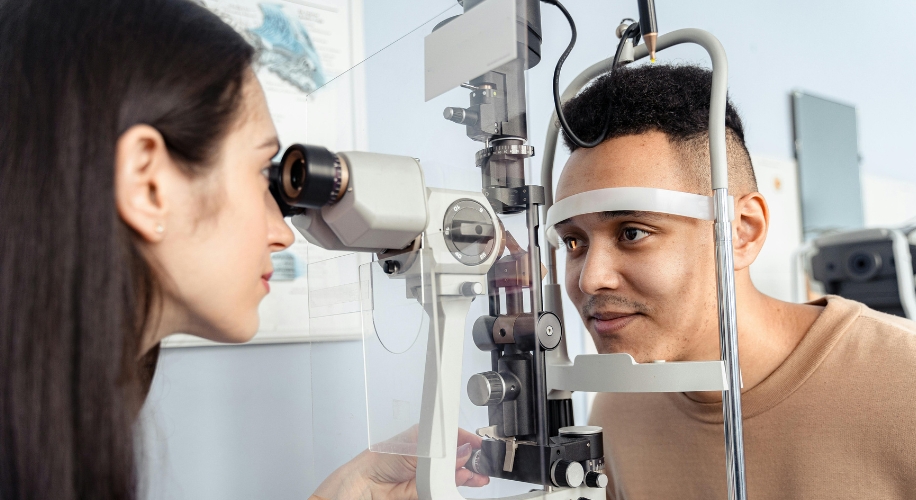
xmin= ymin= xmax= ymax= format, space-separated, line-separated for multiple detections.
xmin=687 ymin=273 xmax=823 ymax=403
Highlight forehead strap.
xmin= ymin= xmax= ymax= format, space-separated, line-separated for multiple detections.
xmin=545 ymin=187 xmax=734 ymax=244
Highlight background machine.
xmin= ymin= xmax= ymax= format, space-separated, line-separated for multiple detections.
xmin=806 ymin=227 xmax=916 ymax=319
xmin=269 ymin=0 xmax=749 ymax=498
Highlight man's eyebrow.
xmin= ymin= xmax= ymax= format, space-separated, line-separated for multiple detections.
xmin=554 ymin=210 xmax=663 ymax=229
xmin=597 ymin=210 xmax=663 ymax=221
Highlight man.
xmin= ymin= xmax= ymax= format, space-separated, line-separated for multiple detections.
xmin=552 ymin=64 xmax=916 ymax=499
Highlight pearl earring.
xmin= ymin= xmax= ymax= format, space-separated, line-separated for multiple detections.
xmin=155 ymin=224 xmax=164 ymax=234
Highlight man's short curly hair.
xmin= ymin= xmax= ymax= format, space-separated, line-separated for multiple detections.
xmin=560 ymin=64 xmax=757 ymax=195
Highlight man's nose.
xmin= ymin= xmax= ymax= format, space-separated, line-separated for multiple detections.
xmin=578 ymin=245 xmax=622 ymax=295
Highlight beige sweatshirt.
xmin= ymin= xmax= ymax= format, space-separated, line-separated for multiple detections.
xmin=589 ymin=295 xmax=916 ymax=499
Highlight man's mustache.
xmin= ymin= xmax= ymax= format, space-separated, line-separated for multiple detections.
xmin=581 ymin=294 xmax=650 ymax=317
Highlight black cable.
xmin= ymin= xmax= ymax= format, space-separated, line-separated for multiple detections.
xmin=542 ymin=0 xmax=640 ymax=149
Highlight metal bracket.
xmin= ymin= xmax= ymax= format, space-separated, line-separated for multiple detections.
xmin=483 ymin=185 xmax=545 ymax=212
xmin=547 ymin=353 xmax=728 ymax=393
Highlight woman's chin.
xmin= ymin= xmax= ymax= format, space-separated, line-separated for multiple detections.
xmin=216 ymin=325 xmax=259 ymax=344
xmin=189 ymin=317 xmax=259 ymax=345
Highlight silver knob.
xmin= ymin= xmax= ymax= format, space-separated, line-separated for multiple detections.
xmin=585 ymin=471 xmax=608 ymax=488
xmin=460 ymin=281 xmax=483 ymax=296
xmin=467 ymin=371 xmax=505 ymax=406
xmin=550 ymin=459 xmax=584 ymax=488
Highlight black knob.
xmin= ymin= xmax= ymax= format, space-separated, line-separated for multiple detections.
xmin=550 ymin=459 xmax=584 ymax=488
xmin=383 ymin=260 xmax=400 ymax=275
xmin=465 ymin=448 xmax=490 ymax=475
xmin=585 ymin=471 xmax=608 ymax=488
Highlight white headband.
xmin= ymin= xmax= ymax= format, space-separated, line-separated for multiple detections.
xmin=545 ymin=187 xmax=734 ymax=245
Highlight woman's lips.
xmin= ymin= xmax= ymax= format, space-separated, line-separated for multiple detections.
xmin=262 ymin=272 xmax=273 ymax=293
xmin=591 ymin=313 xmax=639 ymax=335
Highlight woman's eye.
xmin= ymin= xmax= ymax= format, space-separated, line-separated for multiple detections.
xmin=621 ymin=227 xmax=650 ymax=242
xmin=261 ymin=166 xmax=271 ymax=180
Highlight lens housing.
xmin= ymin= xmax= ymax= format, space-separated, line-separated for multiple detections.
xmin=845 ymin=251 xmax=882 ymax=281
xmin=271 ymin=144 xmax=348 ymax=212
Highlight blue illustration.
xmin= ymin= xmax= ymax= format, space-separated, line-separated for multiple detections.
xmin=270 ymin=250 xmax=306 ymax=281
xmin=249 ymin=3 xmax=327 ymax=93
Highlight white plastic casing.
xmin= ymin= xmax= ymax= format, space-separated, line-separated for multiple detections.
xmin=320 ymin=151 xmax=429 ymax=251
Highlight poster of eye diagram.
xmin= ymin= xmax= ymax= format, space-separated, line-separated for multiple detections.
xmin=164 ymin=0 xmax=367 ymax=347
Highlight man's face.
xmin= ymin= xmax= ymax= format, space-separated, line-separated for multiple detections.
xmin=555 ymin=131 xmax=720 ymax=362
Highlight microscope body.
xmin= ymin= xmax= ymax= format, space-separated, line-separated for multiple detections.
xmin=279 ymin=0 xmax=606 ymax=495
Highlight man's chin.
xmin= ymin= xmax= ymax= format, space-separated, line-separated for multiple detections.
xmin=589 ymin=332 xmax=668 ymax=363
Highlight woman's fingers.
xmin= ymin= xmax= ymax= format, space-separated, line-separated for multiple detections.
xmin=455 ymin=443 xmax=472 ymax=468
xmin=453 ymin=438 xmax=491 ymax=488
xmin=456 ymin=427 xmax=484 ymax=448
xmin=455 ymin=467 xmax=491 ymax=487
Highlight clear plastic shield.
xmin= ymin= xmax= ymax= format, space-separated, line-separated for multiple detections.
xmin=360 ymin=247 xmax=445 ymax=458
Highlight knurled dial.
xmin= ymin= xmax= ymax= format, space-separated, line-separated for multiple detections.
xmin=443 ymin=199 xmax=497 ymax=266
xmin=466 ymin=371 xmax=505 ymax=406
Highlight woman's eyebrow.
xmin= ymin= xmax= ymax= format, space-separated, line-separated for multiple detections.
xmin=257 ymin=136 xmax=280 ymax=155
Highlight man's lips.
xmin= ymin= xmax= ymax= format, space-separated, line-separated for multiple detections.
xmin=589 ymin=311 xmax=641 ymax=335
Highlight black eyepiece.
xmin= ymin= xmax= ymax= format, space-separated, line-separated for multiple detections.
xmin=269 ymin=144 xmax=349 ymax=217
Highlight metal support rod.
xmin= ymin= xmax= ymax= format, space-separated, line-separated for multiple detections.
xmin=715 ymin=188 xmax=746 ymax=500
xmin=537 ymin=29 xmax=748 ymax=500
xmin=526 ymin=203 xmax=549 ymax=450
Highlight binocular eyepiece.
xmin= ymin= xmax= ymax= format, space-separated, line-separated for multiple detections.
xmin=269 ymin=144 xmax=350 ymax=217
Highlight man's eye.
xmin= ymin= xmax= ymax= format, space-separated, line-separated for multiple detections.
xmin=563 ymin=237 xmax=581 ymax=251
xmin=621 ymin=227 xmax=650 ymax=242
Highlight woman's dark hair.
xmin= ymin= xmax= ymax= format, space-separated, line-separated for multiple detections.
xmin=0 ymin=0 xmax=253 ymax=498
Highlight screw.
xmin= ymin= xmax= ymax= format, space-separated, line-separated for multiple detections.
xmin=546 ymin=325 xmax=554 ymax=336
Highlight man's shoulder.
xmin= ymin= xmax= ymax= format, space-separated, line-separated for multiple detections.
xmin=817 ymin=296 xmax=916 ymax=389
xmin=830 ymin=295 xmax=916 ymax=352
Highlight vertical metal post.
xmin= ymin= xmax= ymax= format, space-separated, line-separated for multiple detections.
xmin=526 ymin=201 xmax=548 ymax=448
xmin=714 ymin=188 xmax=747 ymax=500
xmin=526 ymin=198 xmax=552 ymax=490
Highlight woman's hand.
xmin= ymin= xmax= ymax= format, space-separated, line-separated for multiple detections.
xmin=313 ymin=428 xmax=490 ymax=500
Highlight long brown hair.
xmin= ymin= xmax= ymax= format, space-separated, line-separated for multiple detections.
xmin=0 ymin=0 xmax=254 ymax=497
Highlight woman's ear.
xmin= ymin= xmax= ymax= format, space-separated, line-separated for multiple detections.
xmin=114 ymin=125 xmax=171 ymax=242
xmin=732 ymin=191 xmax=769 ymax=271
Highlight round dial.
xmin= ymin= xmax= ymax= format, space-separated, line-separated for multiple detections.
xmin=443 ymin=199 xmax=497 ymax=266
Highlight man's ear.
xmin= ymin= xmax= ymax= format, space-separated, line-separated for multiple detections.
xmin=114 ymin=125 xmax=171 ymax=242
xmin=732 ymin=192 xmax=769 ymax=271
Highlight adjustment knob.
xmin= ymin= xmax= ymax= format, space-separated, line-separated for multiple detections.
xmin=550 ymin=459 xmax=584 ymax=488
xmin=467 ymin=371 xmax=505 ymax=406
xmin=585 ymin=471 xmax=608 ymax=488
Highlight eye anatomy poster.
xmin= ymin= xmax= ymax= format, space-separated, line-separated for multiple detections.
xmin=164 ymin=0 xmax=367 ymax=347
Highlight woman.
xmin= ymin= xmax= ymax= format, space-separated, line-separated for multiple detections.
xmin=0 ymin=0 xmax=487 ymax=498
